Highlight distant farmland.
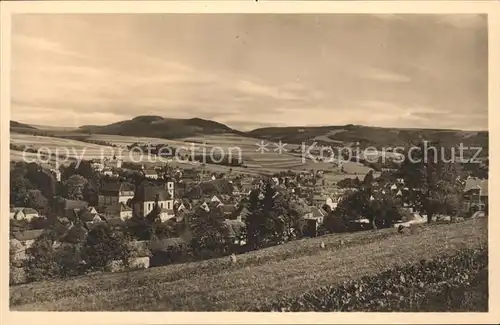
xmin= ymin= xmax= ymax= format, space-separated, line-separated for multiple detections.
xmin=10 ymin=132 xmax=372 ymax=179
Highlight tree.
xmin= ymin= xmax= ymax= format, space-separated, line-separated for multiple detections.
xmin=336 ymin=190 xmax=372 ymax=226
xmin=125 ymin=215 xmax=154 ymax=241
xmin=25 ymin=233 xmax=58 ymax=282
xmin=190 ymin=207 xmax=227 ymax=256
xmin=369 ymin=194 xmax=404 ymax=229
xmin=10 ymin=175 xmax=32 ymax=207
xmin=245 ymin=181 xmax=291 ymax=248
xmin=324 ymin=210 xmax=348 ymax=233
xmin=54 ymin=244 xmax=85 ymax=278
xmin=82 ymin=224 xmax=131 ymax=271
xmin=153 ymin=221 xmax=177 ymax=239
xmin=399 ymin=141 xmax=462 ymax=223
xmin=363 ymin=170 xmax=374 ymax=187
xmin=245 ymin=189 xmax=263 ymax=249
xmin=146 ymin=194 xmax=162 ymax=224
xmin=29 ymin=216 xmax=52 ymax=230
xmin=25 ymin=190 xmax=49 ymax=213
xmin=64 ymin=175 xmax=88 ymax=200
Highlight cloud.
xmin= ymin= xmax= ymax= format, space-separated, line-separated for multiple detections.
xmin=232 ymin=79 xmax=302 ymax=101
xmin=438 ymin=15 xmax=486 ymax=29
xmin=10 ymin=14 xmax=487 ymax=131
xmin=13 ymin=34 xmax=86 ymax=59
xmin=362 ymin=68 xmax=412 ymax=83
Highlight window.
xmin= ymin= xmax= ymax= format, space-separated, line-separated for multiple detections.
xmin=167 ymin=201 xmax=171 ymax=210
xmin=160 ymin=203 xmax=163 ymax=208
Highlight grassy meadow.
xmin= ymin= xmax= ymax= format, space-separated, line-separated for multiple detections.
xmin=10 ymin=218 xmax=487 ymax=311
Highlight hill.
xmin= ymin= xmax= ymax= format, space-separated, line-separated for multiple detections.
xmin=10 ymin=218 xmax=487 ymax=311
xmin=10 ymin=121 xmax=37 ymax=130
xmin=11 ymin=116 xmax=489 ymax=158
xmin=247 ymin=124 xmax=489 ymax=153
xmin=78 ymin=116 xmax=237 ymax=139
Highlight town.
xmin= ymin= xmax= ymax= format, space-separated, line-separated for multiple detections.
xmin=9 ymin=142 xmax=489 ymax=284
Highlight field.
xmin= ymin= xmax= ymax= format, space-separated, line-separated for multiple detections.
xmin=10 ymin=132 xmax=372 ymax=179
xmin=10 ymin=218 xmax=487 ymax=311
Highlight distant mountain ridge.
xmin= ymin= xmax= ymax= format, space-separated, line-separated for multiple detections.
xmin=78 ymin=116 xmax=237 ymax=139
xmin=76 ymin=116 xmax=488 ymax=153
xmin=11 ymin=116 xmax=488 ymax=156
xmin=10 ymin=121 xmax=37 ymax=130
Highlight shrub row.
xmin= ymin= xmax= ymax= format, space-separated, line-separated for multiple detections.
xmin=253 ymin=246 xmax=487 ymax=312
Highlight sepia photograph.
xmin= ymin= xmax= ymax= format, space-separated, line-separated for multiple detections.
xmin=1 ymin=2 xmax=495 ymax=319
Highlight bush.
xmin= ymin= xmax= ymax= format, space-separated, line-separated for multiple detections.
xmin=24 ymin=236 xmax=59 ymax=282
xmin=254 ymin=246 xmax=487 ymax=312
xmin=323 ymin=213 xmax=348 ymax=233
xmin=10 ymin=266 xmax=27 ymax=285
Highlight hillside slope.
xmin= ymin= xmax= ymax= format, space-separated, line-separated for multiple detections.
xmin=78 ymin=116 xmax=237 ymax=139
xmin=247 ymin=124 xmax=489 ymax=152
xmin=10 ymin=121 xmax=38 ymax=130
xmin=10 ymin=218 xmax=487 ymax=311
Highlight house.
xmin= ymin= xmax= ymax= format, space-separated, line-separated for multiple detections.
xmin=148 ymin=237 xmax=189 ymax=267
xmin=10 ymin=208 xmax=40 ymax=221
xmin=101 ymin=167 xmax=114 ymax=177
xmin=108 ymin=157 xmax=123 ymax=169
xmin=84 ymin=220 xmax=108 ymax=231
xmin=24 ymin=208 xmax=40 ymax=221
xmin=210 ymin=195 xmax=222 ymax=203
xmin=143 ymin=167 xmax=159 ymax=179
xmin=127 ymin=240 xmax=150 ymax=269
xmin=231 ymin=184 xmax=241 ymax=196
xmin=61 ymin=223 xmax=88 ymax=244
xmin=312 ymin=194 xmax=331 ymax=208
xmin=90 ymin=160 xmax=104 ymax=172
xmin=199 ymin=201 xmax=210 ymax=212
xmin=220 ymin=204 xmax=238 ymax=218
xmin=326 ymin=197 xmax=339 ymax=210
xmin=463 ymin=177 xmax=488 ymax=213
xmin=311 ymin=207 xmax=326 ymax=224
xmin=9 ymin=207 xmax=16 ymax=219
xmin=103 ymin=202 xmax=133 ymax=220
xmin=78 ymin=208 xmax=103 ymax=223
xmin=98 ymin=181 xmax=135 ymax=206
xmin=104 ymin=216 xmax=126 ymax=228
xmin=222 ymin=219 xmax=246 ymax=245
xmin=52 ymin=197 xmax=89 ymax=219
xmin=132 ymin=183 xmax=174 ymax=221
xmin=303 ymin=207 xmax=326 ymax=237
xmin=208 ymin=200 xmax=222 ymax=211
xmin=49 ymin=168 xmax=62 ymax=182
xmin=235 ymin=206 xmax=251 ymax=222
xmin=10 ymin=238 xmax=27 ymax=263
xmin=12 ymin=229 xmax=45 ymax=251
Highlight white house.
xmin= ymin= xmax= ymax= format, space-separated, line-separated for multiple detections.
xmin=132 ymin=183 xmax=174 ymax=221
xmin=210 ymin=195 xmax=222 ymax=203
xmin=10 ymin=207 xmax=40 ymax=222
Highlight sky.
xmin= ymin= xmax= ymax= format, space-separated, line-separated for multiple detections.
xmin=11 ymin=14 xmax=488 ymax=131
